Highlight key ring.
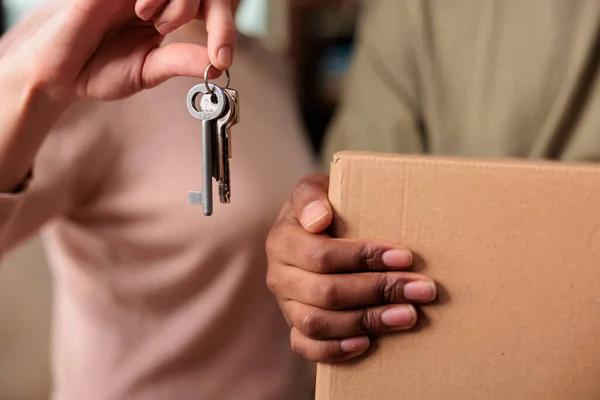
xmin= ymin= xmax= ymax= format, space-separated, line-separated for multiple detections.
xmin=204 ymin=63 xmax=230 ymax=96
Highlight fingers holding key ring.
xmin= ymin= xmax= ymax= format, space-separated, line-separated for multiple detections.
xmin=204 ymin=64 xmax=231 ymax=96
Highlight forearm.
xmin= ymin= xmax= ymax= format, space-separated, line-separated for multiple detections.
xmin=0 ymin=63 xmax=70 ymax=192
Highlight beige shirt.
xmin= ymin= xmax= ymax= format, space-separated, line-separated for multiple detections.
xmin=323 ymin=0 xmax=600 ymax=166
xmin=0 ymin=32 xmax=314 ymax=399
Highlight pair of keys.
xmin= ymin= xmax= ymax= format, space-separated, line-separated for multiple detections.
xmin=186 ymin=65 xmax=240 ymax=216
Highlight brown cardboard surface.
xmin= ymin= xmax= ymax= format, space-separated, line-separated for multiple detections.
xmin=317 ymin=151 xmax=600 ymax=400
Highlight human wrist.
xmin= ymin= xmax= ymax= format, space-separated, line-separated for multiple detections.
xmin=0 ymin=42 xmax=73 ymax=107
xmin=0 ymin=58 xmax=71 ymax=192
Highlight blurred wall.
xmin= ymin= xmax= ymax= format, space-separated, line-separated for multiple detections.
xmin=0 ymin=237 xmax=52 ymax=400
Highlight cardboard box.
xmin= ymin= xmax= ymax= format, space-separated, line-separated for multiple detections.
xmin=316 ymin=151 xmax=600 ymax=400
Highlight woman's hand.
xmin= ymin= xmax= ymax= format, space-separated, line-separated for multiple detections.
xmin=0 ymin=0 xmax=237 ymax=192
xmin=1 ymin=0 xmax=237 ymax=101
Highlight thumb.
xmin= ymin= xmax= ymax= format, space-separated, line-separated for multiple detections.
xmin=142 ymin=42 xmax=210 ymax=89
xmin=291 ymin=173 xmax=333 ymax=234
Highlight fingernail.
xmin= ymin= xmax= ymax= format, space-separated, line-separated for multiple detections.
xmin=340 ymin=336 xmax=370 ymax=353
xmin=381 ymin=249 xmax=413 ymax=268
xmin=300 ymin=201 xmax=329 ymax=228
xmin=381 ymin=305 xmax=417 ymax=328
xmin=140 ymin=6 xmax=157 ymax=20
xmin=403 ymin=281 xmax=437 ymax=302
xmin=218 ymin=47 xmax=232 ymax=68
xmin=156 ymin=23 xmax=177 ymax=35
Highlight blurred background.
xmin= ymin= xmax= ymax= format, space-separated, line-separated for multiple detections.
xmin=0 ymin=0 xmax=363 ymax=399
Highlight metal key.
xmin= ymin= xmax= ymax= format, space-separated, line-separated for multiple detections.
xmin=216 ymin=89 xmax=240 ymax=203
xmin=214 ymin=93 xmax=235 ymax=203
xmin=223 ymin=88 xmax=240 ymax=159
xmin=186 ymin=83 xmax=227 ymax=216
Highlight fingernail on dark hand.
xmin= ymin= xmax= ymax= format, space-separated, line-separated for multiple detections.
xmin=218 ymin=47 xmax=232 ymax=68
xmin=340 ymin=336 xmax=370 ymax=353
xmin=381 ymin=305 xmax=417 ymax=328
xmin=403 ymin=281 xmax=437 ymax=301
xmin=381 ymin=249 xmax=413 ymax=268
xmin=300 ymin=201 xmax=329 ymax=228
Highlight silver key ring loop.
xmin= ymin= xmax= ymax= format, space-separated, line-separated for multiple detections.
xmin=204 ymin=63 xmax=231 ymax=96
xmin=187 ymin=83 xmax=227 ymax=121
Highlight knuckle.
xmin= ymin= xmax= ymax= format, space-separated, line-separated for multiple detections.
xmin=309 ymin=244 xmax=331 ymax=273
xmin=265 ymin=223 xmax=292 ymax=259
xmin=299 ymin=310 xmax=327 ymax=339
xmin=265 ymin=230 xmax=280 ymax=257
xmin=357 ymin=242 xmax=385 ymax=271
xmin=377 ymin=275 xmax=406 ymax=304
xmin=29 ymin=65 xmax=58 ymax=92
xmin=265 ymin=272 xmax=279 ymax=294
xmin=290 ymin=337 xmax=306 ymax=358
xmin=356 ymin=308 xmax=381 ymax=334
xmin=314 ymin=280 xmax=340 ymax=308
xmin=219 ymin=24 xmax=237 ymax=39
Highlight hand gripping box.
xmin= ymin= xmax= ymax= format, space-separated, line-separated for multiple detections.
xmin=316 ymin=151 xmax=600 ymax=400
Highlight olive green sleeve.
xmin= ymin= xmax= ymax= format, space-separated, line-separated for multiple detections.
xmin=320 ymin=0 xmax=425 ymax=172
